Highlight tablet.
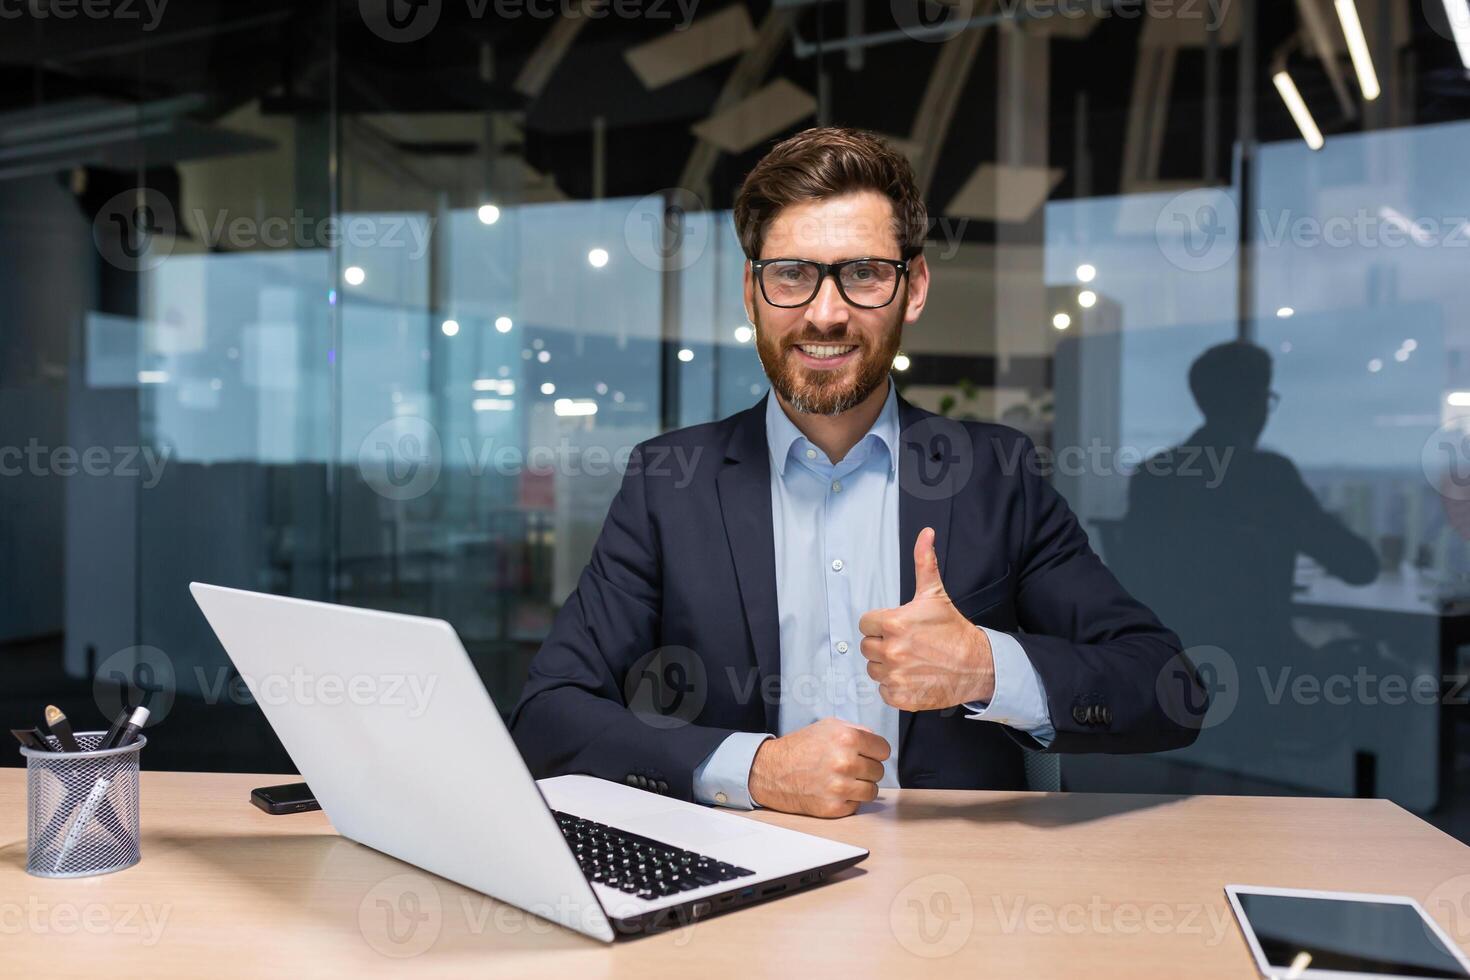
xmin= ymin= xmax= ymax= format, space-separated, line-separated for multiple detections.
xmin=1226 ymin=885 xmax=1470 ymax=979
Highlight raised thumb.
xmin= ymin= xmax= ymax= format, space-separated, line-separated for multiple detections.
xmin=913 ymin=526 xmax=946 ymax=598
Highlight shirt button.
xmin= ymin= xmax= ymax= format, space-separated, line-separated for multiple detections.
xmin=836 ymin=641 xmax=849 ymax=654
xmin=714 ymin=792 xmax=729 ymax=805
xmin=831 ymin=558 xmax=844 ymax=572
xmin=805 ymin=448 xmax=817 ymax=459
xmin=831 ymin=480 xmax=842 ymax=492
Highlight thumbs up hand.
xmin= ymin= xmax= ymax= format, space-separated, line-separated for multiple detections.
xmin=857 ymin=527 xmax=996 ymax=712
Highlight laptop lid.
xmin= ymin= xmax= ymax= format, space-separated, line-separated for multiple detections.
xmin=189 ymin=582 xmax=616 ymax=943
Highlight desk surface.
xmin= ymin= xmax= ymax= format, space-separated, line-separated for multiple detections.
xmin=5 ymin=770 xmax=1470 ymax=977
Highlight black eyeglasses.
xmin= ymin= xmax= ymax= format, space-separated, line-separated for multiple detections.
xmin=751 ymin=257 xmax=909 ymax=309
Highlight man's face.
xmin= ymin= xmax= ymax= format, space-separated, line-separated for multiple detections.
xmin=744 ymin=191 xmax=929 ymax=416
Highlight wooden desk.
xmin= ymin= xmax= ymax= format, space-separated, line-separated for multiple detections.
xmin=6 ymin=771 xmax=1470 ymax=977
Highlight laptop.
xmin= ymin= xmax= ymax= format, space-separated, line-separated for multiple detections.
xmin=189 ymin=583 xmax=868 ymax=941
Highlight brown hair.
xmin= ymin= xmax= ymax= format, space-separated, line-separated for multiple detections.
xmin=732 ymin=127 xmax=927 ymax=261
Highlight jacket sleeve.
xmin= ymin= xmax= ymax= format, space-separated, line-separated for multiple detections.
xmin=1000 ymin=434 xmax=1209 ymax=753
xmin=508 ymin=446 xmax=739 ymax=801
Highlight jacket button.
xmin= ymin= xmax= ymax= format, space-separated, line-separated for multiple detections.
xmin=1100 ymin=706 xmax=1112 ymax=725
xmin=656 ymin=780 xmax=668 ymax=794
xmin=626 ymin=774 xmax=638 ymax=785
xmin=1072 ymin=705 xmax=1089 ymax=724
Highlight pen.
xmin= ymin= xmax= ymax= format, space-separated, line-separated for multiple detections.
xmin=111 ymin=706 xmax=149 ymax=748
xmin=99 ymin=707 xmax=133 ymax=750
xmin=43 ymin=706 xmax=80 ymax=752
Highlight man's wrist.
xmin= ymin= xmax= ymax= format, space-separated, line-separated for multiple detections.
xmin=967 ymin=623 xmax=996 ymax=703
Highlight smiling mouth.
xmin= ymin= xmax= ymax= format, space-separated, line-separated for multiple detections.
xmin=791 ymin=343 xmax=858 ymax=360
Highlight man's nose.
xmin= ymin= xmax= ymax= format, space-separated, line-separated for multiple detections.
xmin=804 ymin=276 xmax=850 ymax=330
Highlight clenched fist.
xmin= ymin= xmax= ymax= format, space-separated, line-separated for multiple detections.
xmin=748 ymin=717 xmax=891 ymax=818
xmin=857 ymin=526 xmax=995 ymax=711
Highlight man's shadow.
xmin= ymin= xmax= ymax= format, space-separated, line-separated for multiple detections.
xmin=1112 ymin=342 xmax=1379 ymax=764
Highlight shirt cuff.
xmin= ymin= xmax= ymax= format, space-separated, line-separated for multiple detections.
xmin=692 ymin=731 xmax=774 ymax=809
xmin=963 ymin=628 xmax=1056 ymax=747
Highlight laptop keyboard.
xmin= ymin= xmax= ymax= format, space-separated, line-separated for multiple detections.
xmin=553 ymin=810 xmax=755 ymax=900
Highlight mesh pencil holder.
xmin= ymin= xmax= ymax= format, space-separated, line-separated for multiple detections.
xmin=20 ymin=731 xmax=147 ymax=878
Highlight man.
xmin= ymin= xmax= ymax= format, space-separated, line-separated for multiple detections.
xmin=510 ymin=127 xmax=1204 ymax=818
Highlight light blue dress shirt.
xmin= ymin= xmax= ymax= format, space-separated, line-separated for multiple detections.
xmin=692 ymin=380 xmax=1055 ymax=809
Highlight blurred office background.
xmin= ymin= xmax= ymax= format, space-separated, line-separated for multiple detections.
xmin=6 ymin=0 xmax=1470 ymax=835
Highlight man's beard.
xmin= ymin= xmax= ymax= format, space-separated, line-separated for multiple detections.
xmin=752 ymin=300 xmax=904 ymax=417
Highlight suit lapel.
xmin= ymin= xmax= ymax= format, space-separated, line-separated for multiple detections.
xmin=716 ymin=397 xmax=783 ymax=733
xmin=896 ymin=395 xmax=956 ymax=758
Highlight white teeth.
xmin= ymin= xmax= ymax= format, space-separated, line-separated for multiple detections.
xmin=797 ymin=344 xmax=856 ymax=359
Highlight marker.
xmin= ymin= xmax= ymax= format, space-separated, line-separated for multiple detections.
xmin=111 ymin=706 xmax=150 ymax=748
xmin=44 ymin=705 xmax=80 ymax=752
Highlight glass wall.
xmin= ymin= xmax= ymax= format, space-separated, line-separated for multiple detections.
xmin=6 ymin=0 xmax=1470 ymax=838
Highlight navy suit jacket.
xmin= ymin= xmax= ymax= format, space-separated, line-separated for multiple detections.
xmin=510 ymin=393 xmax=1205 ymax=801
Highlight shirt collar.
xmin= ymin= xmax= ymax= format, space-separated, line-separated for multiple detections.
xmin=765 ymin=377 xmax=900 ymax=477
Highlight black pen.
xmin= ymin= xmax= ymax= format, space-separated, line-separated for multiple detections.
xmin=100 ymin=707 xmax=134 ymax=750
xmin=111 ymin=706 xmax=150 ymax=748
xmin=44 ymin=705 xmax=80 ymax=752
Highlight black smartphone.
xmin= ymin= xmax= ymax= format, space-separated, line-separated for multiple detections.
xmin=250 ymin=782 xmax=320 ymax=815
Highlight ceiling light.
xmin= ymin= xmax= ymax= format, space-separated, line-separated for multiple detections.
xmin=1273 ymin=70 xmax=1325 ymax=151
xmin=892 ymin=353 xmax=911 ymax=371
xmin=477 ymin=204 xmax=501 ymax=225
xmin=1076 ymin=263 xmax=1096 ymax=283
xmin=1052 ymin=312 xmax=1072 ymax=330
xmin=588 ymin=248 xmax=609 ymax=268
xmin=1442 ymin=0 xmax=1470 ymax=69
xmin=343 ymin=265 xmax=366 ymax=286
xmin=540 ymin=381 xmax=556 ymax=395
xmin=1277 ymin=306 xmax=1295 ymax=318
xmin=495 ymin=316 xmax=513 ymax=333
xmin=1368 ymin=358 xmax=1383 ymax=372
xmin=1078 ymin=290 xmax=1097 ymax=308
xmin=1449 ymin=391 xmax=1470 ymax=407
xmin=472 ymin=398 xmax=514 ymax=412
xmin=441 ymin=319 xmax=460 ymax=337
xmin=734 ymin=325 xmax=753 ymax=343
xmin=537 ymin=350 xmax=551 ymax=363
xmin=1334 ymin=0 xmax=1380 ymax=100
xmin=677 ymin=348 xmax=694 ymax=362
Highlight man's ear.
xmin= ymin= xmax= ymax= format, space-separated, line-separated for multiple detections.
xmin=742 ymin=261 xmax=757 ymax=324
xmin=903 ymin=254 xmax=930 ymax=325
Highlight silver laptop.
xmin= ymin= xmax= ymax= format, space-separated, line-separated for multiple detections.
xmin=189 ymin=583 xmax=868 ymax=941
